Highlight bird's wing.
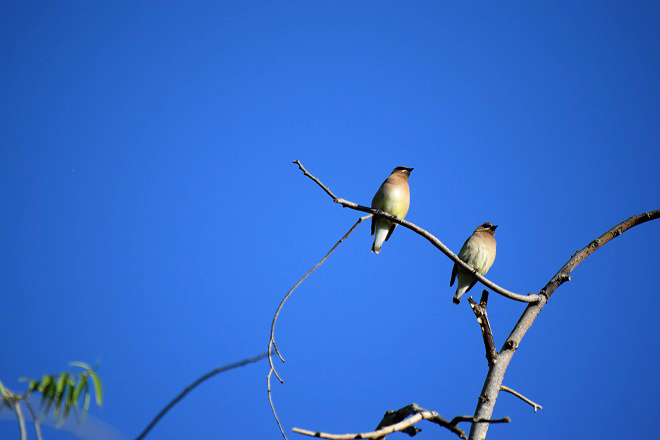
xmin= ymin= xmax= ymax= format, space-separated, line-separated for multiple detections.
xmin=450 ymin=264 xmax=458 ymax=286
xmin=465 ymin=277 xmax=479 ymax=294
xmin=384 ymin=224 xmax=397 ymax=241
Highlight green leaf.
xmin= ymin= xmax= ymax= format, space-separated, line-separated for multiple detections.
xmin=39 ymin=375 xmax=53 ymax=393
xmin=0 ymin=380 xmax=9 ymax=397
xmin=72 ymin=376 xmax=86 ymax=408
xmin=54 ymin=373 xmax=68 ymax=419
xmin=26 ymin=380 xmax=39 ymax=395
xmin=69 ymin=361 xmax=92 ymax=371
xmin=67 ymin=379 xmax=75 ymax=400
xmin=42 ymin=385 xmax=55 ymax=417
xmin=55 ymin=373 xmax=67 ymax=396
xmin=81 ymin=380 xmax=90 ymax=423
xmin=40 ymin=376 xmax=56 ymax=410
xmin=59 ymin=381 xmax=76 ymax=427
xmin=89 ymin=372 xmax=103 ymax=406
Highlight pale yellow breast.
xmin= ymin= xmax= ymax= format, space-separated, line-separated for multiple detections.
xmin=372 ymin=180 xmax=410 ymax=219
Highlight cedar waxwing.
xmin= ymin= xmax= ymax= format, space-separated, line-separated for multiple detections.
xmin=370 ymin=166 xmax=413 ymax=254
xmin=450 ymin=222 xmax=498 ymax=304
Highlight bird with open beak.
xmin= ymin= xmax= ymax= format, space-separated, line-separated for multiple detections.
xmin=370 ymin=166 xmax=413 ymax=254
xmin=450 ymin=222 xmax=498 ymax=304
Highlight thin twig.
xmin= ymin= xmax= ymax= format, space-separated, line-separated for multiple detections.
xmin=500 ymin=385 xmax=543 ymax=412
xmin=268 ymin=215 xmax=372 ymax=440
xmin=134 ymin=352 xmax=268 ymax=440
xmin=12 ymin=400 xmax=27 ymax=440
xmin=292 ymin=160 xmax=541 ymax=303
xmin=24 ymin=400 xmax=43 ymax=440
xmin=293 ymin=160 xmax=339 ymax=200
xmin=468 ymin=291 xmax=498 ymax=367
xmin=469 ymin=209 xmax=660 ymax=440
xmin=267 ymin=369 xmax=287 ymax=440
xmin=293 ymin=403 xmax=509 ymax=440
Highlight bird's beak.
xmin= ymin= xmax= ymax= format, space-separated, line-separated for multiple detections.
xmin=491 ymin=225 xmax=498 ymax=231
xmin=406 ymin=167 xmax=414 ymax=173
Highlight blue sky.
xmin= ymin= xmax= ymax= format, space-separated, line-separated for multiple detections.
xmin=2 ymin=2 xmax=659 ymax=439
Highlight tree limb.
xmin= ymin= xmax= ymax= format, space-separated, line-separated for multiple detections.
xmin=292 ymin=403 xmax=509 ymax=440
xmin=134 ymin=352 xmax=268 ymax=440
xmin=292 ymin=160 xmax=541 ymax=303
xmin=468 ymin=209 xmax=660 ymax=440
xmin=468 ymin=291 xmax=497 ymax=367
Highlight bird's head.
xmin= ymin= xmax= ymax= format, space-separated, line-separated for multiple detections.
xmin=477 ymin=222 xmax=498 ymax=235
xmin=392 ymin=166 xmax=414 ymax=179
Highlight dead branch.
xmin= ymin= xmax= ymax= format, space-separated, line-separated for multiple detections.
xmin=268 ymin=215 xmax=372 ymax=439
xmin=292 ymin=403 xmax=510 ymax=440
xmin=500 ymin=385 xmax=543 ymax=412
xmin=292 ymin=160 xmax=541 ymax=303
xmin=468 ymin=291 xmax=497 ymax=367
xmin=134 ymin=352 xmax=268 ymax=440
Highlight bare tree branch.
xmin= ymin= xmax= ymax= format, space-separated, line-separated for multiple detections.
xmin=24 ymin=400 xmax=43 ymax=440
xmin=293 ymin=160 xmax=339 ymax=200
xmin=468 ymin=291 xmax=497 ymax=367
xmin=500 ymin=385 xmax=542 ymax=412
xmin=268 ymin=215 xmax=372 ymax=439
xmin=292 ymin=403 xmax=509 ymax=440
xmin=134 ymin=352 xmax=268 ymax=440
xmin=468 ymin=209 xmax=660 ymax=440
xmin=11 ymin=400 xmax=27 ymax=440
xmin=266 ymin=368 xmax=287 ymax=440
xmin=292 ymin=160 xmax=541 ymax=303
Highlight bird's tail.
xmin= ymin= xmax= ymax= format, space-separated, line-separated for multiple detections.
xmin=453 ymin=283 xmax=470 ymax=304
xmin=371 ymin=223 xmax=389 ymax=254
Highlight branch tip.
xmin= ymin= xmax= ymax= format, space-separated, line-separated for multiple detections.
xmin=500 ymin=385 xmax=543 ymax=412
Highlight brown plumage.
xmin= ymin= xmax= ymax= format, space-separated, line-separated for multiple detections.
xmin=370 ymin=166 xmax=413 ymax=254
xmin=450 ymin=222 xmax=497 ymax=304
